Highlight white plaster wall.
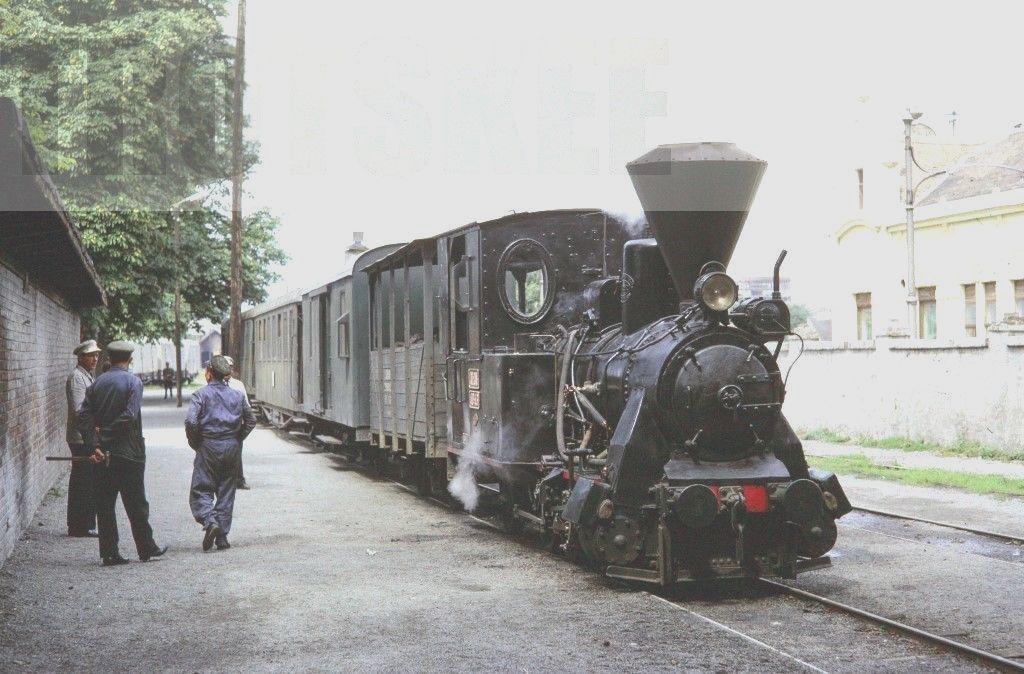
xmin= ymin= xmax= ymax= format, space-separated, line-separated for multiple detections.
xmin=777 ymin=334 xmax=1024 ymax=451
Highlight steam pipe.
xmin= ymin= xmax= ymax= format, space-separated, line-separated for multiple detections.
xmin=575 ymin=390 xmax=608 ymax=430
xmin=555 ymin=329 xmax=577 ymax=461
xmin=773 ymin=249 xmax=787 ymax=299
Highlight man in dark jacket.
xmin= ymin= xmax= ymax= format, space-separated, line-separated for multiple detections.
xmin=186 ymin=355 xmax=257 ymax=551
xmin=162 ymin=362 xmax=175 ymax=400
xmin=77 ymin=341 xmax=167 ymax=567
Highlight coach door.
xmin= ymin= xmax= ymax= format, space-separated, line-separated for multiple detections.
xmin=445 ymin=231 xmax=480 ymax=450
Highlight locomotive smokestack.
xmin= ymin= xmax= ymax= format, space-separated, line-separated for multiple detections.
xmin=626 ymin=143 xmax=766 ymax=301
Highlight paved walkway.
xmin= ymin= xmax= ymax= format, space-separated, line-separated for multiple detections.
xmin=0 ymin=392 xmax=800 ymax=672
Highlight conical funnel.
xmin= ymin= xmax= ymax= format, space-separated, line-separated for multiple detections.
xmin=626 ymin=143 xmax=766 ymax=300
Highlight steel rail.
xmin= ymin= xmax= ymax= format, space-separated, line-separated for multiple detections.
xmin=852 ymin=506 xmax=1024 ymax=545
xmin=285 ymin=426 xmax=1021 ymax=670
xmin=649 ymin=594 xmax=829 ymax=673
xmin=761 ymin=579 xmax=1024 ymax=672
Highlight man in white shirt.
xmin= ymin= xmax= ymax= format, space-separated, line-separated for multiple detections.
xmin=224 ymin=356 xmax=251 ymax=490
xmin=66 ymin=339 xmax=100 ymax=537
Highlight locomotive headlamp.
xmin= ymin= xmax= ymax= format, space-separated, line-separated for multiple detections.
xmin=695 ymin=272 xmax=738 ymax=313
xmin=672 ymin=484 xmax=720 ymax=528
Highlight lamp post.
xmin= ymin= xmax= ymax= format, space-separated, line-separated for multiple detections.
xmin=903 ymin=111 xmax=922 ymax=339
xmin=171 ymin=188 xmax=216 ymax=407
xmin=902 ymin=112 xmax=1024 ymax=340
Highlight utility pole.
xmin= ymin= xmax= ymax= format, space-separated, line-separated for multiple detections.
xmin=903 ymin=112 xmax=921 ymax=339
xmin=174 ymin=212 xmax=183 ymax=407
xmin=229 ymin=0 xmax=246 ymax=361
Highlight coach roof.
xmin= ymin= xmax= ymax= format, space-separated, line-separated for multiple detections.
xmin=360 ymin=208 xmax=608 ymax=273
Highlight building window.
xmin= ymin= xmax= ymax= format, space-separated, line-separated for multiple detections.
xmin=918 ymin=286 xmax=936 ymax=339
xmin=1015 ymin=279 xmax=1024 ymax=317
xmin=855 ymin=292 xmax=872 ymax=340
xmin=856 ymin=168 xmax=864 ymax=210
xmin=963 ymin=284 xmax=977 ymax=337
xmin=984 ymin=281 xmax=997 ymax=325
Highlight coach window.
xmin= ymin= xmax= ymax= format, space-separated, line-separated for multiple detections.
xmin=498 ymin=238 xmax=553 ymax=324
xmin=277 ymin=314 xmax=283 ymax=358
xmin=337 ymin=314 xmax=350 ymax=358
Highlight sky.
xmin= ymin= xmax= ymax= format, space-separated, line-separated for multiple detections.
xmin=232 ymin=1 xmax=1024 ymax=307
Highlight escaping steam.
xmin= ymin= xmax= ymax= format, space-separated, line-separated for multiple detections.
xmin=602 ymin=210 xmax=649 ymax=238
xmin=448 ymin=435 xmax=484 ymax=512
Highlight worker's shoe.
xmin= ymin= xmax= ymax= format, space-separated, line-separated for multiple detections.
xmin=68 ymin=528 xmax=99 ymax=538
xmin=237 ymin=478 xmax=251 ymax=490
xmin=102 ymin=554 xmax=130 ymax=567
xmin=202 ymin=524 xmax=221 ymax=552
xmin=140 ymin=544 xmax=168 ymax=562
xmin=215 ymin=535 xmax=230 ymax=550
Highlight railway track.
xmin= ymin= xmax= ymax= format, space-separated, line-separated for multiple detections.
xmin=760 ymin=579 xmax=1024 ymax=672
xmin=299 ymin=432 xmax=1023 ymax=670
xmin=850 ymin=506 xmax=1024 ymax=545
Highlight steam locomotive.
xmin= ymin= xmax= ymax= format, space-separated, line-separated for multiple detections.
xmin=235 ymin=142 xmax=851 ymax=585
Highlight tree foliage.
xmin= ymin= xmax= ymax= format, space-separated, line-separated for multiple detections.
xmin=74 ymin=202 xmax=286 ymax=340
xmin=0 ymin=0 xmax=284 ymax=341
xmin=789 ymin=303 xmax=811 ymax=329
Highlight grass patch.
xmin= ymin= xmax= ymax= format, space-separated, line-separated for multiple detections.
xmin=799 ymin=428 xmax=1024 ymax=463
xmin=810 ymin=454 xmax=1024 ymax=499
xmin=854 ymin=436 xmax=1024 ymax=463
xmin=799 ymin=428 xmax=851 ymax=444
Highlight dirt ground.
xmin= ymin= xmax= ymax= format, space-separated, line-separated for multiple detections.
xmin=0 ymin=392 xmax=1009 ymax=672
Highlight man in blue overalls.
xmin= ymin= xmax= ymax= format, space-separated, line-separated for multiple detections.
xmin=186 ymin=355 xmax=257 ymax=551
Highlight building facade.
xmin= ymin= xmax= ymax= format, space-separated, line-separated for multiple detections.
xmin=0 ymin=98 xmax=105 ymax=565
xmin=832 ymin=130 xmax=1024 ymax=341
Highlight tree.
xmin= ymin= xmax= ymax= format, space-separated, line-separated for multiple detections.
xmin=74 ymin=203 xmax=286 ymax=341
xmin=0 ymin=0 xmax=247 ymax=208
xmin=789 ymin=303 xmax=811 ymax=329
xmin=0 ymin=0 xmax=284 ymax=340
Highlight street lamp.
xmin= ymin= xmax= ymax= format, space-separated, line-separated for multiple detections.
xmin=902 ymin=112 xmax=1024 ymax=339
xmin=903 ymin=111 xmax=923 ymax=339
xmin=170 ymin=188 xmax=216 ymax=407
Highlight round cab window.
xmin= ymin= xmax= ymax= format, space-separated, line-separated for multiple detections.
xmin=498 ymin=239 xmax=553 ymax=324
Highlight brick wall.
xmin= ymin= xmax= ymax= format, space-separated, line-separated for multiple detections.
xmin=0 ymin=260 xmax=80 ymax=565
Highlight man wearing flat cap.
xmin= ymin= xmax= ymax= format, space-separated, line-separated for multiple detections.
xmin=77 ymin=341 xmax=167 ymax=566
xmin=224 ymin=355 xmax=252 ymax=490
xmin=186 ymin=355 xmax=256 ymax=551
xmin=65 ymin=339 xmax=101 ymax=537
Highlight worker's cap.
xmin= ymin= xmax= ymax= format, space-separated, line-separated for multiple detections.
xmin=208 ymin=354 xmax=232 ymax=376
xmin=223 ymin=355 xmax=235 ymax=368
xmin=105 ymin=340 xmax=135 ymax=357
xmin=73 ymin=339 xmax=101 ymax=356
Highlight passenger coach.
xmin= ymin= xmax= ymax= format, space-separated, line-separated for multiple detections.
xmin=237 ymin=293 xmax=304 ymax=424
xmin=299 ymin=244 xmax=403 ymax=446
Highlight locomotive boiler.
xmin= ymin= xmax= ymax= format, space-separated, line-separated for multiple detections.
xmin=541 ymin=143 xmax=851 ymax=583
